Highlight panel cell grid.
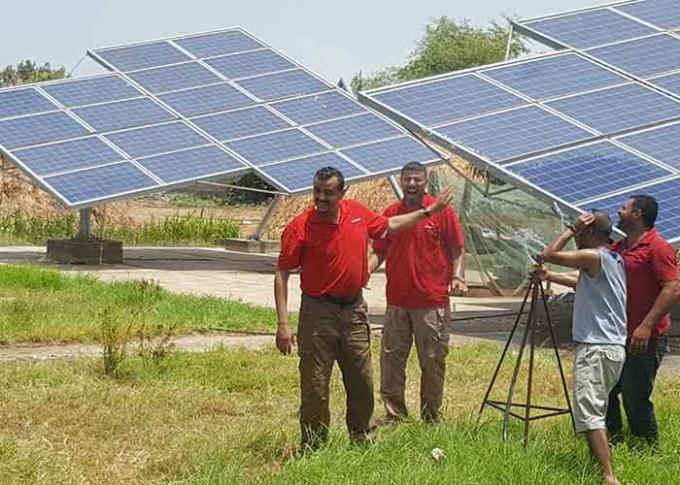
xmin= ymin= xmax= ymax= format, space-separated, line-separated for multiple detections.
xmin=507 ymin=142 xmax=672 ymax=204
xmin=372 ymin=74 xmax=526 ymax=128
xmin=271 ymin=91 xmax=366 ymax=125
xmin=649 ymin=71 xmax=680 ymax=97
xmin=192 ymin=106 xmax=291 ymax=141
xmin=159 ymin=83 xmax=255 ymax=117
xmin=481 ymin=54 xmax=626 ymax=101
xmin=0 ymin=88 xmax=57 ymax=119
xmin=546 ymin=84 xmax=680 ymax=135
xmin=174 ymin=30 xmax=264 ymax=59
xmin=614 ymin=0 xmax=680 ymax=31
xmin=139 ymin=145 xmax=247 ymax=183
xmin=340 ymin=136 xmax=438 ymax=173
xmin=587 ymin=34 xmax=680 ymax=78
xmin=260 ymin=152 xmax=365 ymax=192
xmin=524 ymin=8 xmax=657 ymax=49
xmin=94 ymin=42 xmax=190 ymax=72
xmin=235 ymin=69 xmax=330 ymax=101
xmin=104 ymin=122 xmax=211 ymax=159
xmin=305 ymin=113 xmax=401 ymax=148
xmin=205 ymin=49 xmax=295 ymax=79
xmin=579 ymin=177 xmax=680 ymax=242
xmin=437 ymin=106 xmax=593 ymax=163
xmin=128 ymin=62 xmax=222 ymax=94
xmin=14 ymin=136 xmax=124 ymax=176
xmin=226 ymin=128 xmax=327 ymax=166
xmin=618 ymin=123 xmax=680 ymax=171
xmin=41 ymin=75 xmax=143 ymax=108
xmin=73 ymin=98 xmax=175 ymax=132
xmin=44 ymin=162 xmax=159 ymax=205
xmin=0 ymin=111 xmax=90 ymax=150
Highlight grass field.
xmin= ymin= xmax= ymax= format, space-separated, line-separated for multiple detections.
xmin=0 ymin=264 xmax=283 ymax=344
xmin=1 ymin=344 xmax=679 ymax=484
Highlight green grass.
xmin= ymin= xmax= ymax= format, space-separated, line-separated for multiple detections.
xmin=0 ymin=211 xmax=240 ymax=246
xmin=0 ymin=344 xmax=678 ymax=484
xmin=0 ymin=264 xmax=283 ymax=344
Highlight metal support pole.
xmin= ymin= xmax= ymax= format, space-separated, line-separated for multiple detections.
xmin=252 ymin=195 xmax=281 ymax=240
xmin=505 ymin=22 xmax=515 ymax=61
xmin=388 ymin=175 xmax=403 ymax=199
xmin=78 ymin=208 xmax=91 ymax=240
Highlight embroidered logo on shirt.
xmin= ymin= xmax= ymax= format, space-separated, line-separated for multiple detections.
xmin=351 ymin=218 xmax=362 ymax=224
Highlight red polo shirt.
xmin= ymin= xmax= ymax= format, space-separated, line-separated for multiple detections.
xmin=612 ymin=227 xmax=678 ymax=337
xmin=372 ymin=195 xmax=464 ymax=308
xmin=277 ymin=199 xmax=389 ymax=298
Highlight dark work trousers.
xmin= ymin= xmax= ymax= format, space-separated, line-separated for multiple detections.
xmin=297 ymin=294 xmax=375 ymax=448
xmin=606 ymin=335 xmax=666 ymax=444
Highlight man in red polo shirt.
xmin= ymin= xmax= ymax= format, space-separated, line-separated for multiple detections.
xmin=606 ymin=195 xmax=680 ymax=446
xmin=369 ymin=162 xmax=465 ymax=423
xmin=274 ymin=166 xmax=452 ymax=449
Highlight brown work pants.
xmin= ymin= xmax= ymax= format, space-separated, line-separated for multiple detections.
xmin=297 ymin=294 xmax=375 ymax=448
xmin=380 ymin=305 xmax=450 ymax=423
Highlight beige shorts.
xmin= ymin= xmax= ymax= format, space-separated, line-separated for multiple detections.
xmin=573 ymin=343 xmax=625 ymax=433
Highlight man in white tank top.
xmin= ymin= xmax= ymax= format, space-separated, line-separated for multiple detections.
xmin=540 ymin=212 xmax=626 ymax=485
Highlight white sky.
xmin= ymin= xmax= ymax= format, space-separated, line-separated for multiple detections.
xmin=1 ymin=0 xmax=604 ymax=81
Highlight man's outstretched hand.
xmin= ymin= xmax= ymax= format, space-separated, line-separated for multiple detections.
xmin=427 ymin=186 xmax=454 ymax=214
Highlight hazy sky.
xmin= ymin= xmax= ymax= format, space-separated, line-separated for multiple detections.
xmin=2 ymin=0 xmax=602 ymax=81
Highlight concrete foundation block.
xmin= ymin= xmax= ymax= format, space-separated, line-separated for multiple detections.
xmin=47 ymin=239 xmax=123 ymax=265
xmin=224 ymin=238 xmax=262 ymax=253
xmin=259 ymin=239 xmax=280 ymax=253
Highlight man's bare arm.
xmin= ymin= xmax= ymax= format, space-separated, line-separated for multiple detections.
xmin=274 ymin=269 xmax=295 ymax=355
xmin=631 ymin=280 xmax=680 ymax=353
xmin=368 ymin=251 xmax=384 ymax=274
xmin=387 ymin=187 xmax=453 ymax=234
xmin=542 ymin=269 xmax=579 ymax=289
xmin=542 ymin=214 xmax=601 ymax=275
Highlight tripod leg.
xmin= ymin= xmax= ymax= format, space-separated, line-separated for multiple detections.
xmin=478 ymin=278 xmax=533 ymax=418
xmin=524 ymin=283 xmax=538 ymax=446
xmin=538 ymin=281 xmax=575 ymax=432
xmin=503 ymin=280 xmax=538 ymax=442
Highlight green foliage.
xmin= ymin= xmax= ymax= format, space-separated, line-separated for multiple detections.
xmin=0 ymin=60 xmax=66 ymax=87
xmin=352 ymin=17 xmax=527 ymax=92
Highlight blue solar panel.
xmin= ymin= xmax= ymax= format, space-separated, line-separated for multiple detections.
xmin=193 ymin=106 xmax=291 ymax=141
xmin=507 ymin=142 xmax=671 ymax=204
xmin=235 ymin=69 xmax=330 ymax=101
xmin=579 ymin=177 xmax=680 ymax=242
xmin=305 ymin=113 xmax=401 ymax=148
xmin=0 ymin=112 xmax=90 ymax=150
xmin=481 ymin=54 xmax=626 ymax=100
xmin=650 ymin=72 xmax=680 ymax=96
xmin=159 ymin=83 xmax=255 ymax=117
xmin=226 ymin=128 xmax=326 ymax=166
xmin=0 ymin=88 xmax=57 ymax=119
xmin=205 ymin=49 xmax=295 ymax=79
xmin=371 ymin=74 xmax=526 ymax=127
xmin=546 ymin=84 xmax=680 ymax=134
xmin=260 ymin=152 xmax=365 ymax=192
xmin=174 ymin=30 xmax=264 ymax=59
xmin=73 ymin=98 xmax=175 ymax=132
xmin=14 ymin=137 xmax=124 ymax=176
xmin=272 ymin=91 xmax=365 ymax=125
xmin=128 ymin=62 xmax=222 ymax=94
xmin=618 ymin=123 xmax=680 ymax=171
xmin=41 ymin=75 xmax=142 ymax=108
xmin=104 ymin=122 xmax=210 ymax=158
xmin=341 ymin=136 xmax=438 ymax=173
xmin=437 ymin=106 xmax=593 ymax=163
xmin=615 ymin=0 xmax=680 ymax=31
xmin=138 ymin=145 xmax=246 ymax=183
xmin=94 ymin=42 xmax=190 ymax=72
xmin=44 ymin=162 xmax=158 ymax=205
xmin=587 ymin=34 xmax=680 ymax=78
xmin=524 ymin=9 xmax=656 ymax=49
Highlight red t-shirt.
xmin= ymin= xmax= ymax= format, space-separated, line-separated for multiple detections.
xmin=372 ymin=195 xmax=464 ymax=308
xmin=612 ymin=227 xmax=678 ymax=337
xmin=277 ymin=199 xmax=389 ymax=298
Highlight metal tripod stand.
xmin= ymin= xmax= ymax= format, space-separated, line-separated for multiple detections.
xmin=478 ymin=264 xmax=574 ymax=445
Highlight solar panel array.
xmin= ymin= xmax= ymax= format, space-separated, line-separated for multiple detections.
xmin=0 ymin=28 xmax=441 ymax=209
xmin=360 ymin=43 xmax=680 ymax=243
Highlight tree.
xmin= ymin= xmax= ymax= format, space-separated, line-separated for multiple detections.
xmin=1 ymin=60 xmax=66 ymax=87
xmin=351 ymin=17 xmax=527 ymax=92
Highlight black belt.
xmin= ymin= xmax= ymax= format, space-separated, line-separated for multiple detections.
xmin=307 ymin=292 xmax=362 ymax=307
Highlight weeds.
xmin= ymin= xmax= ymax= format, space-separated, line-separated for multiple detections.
xmin=98 ymin=307 xmax=132 ymax=377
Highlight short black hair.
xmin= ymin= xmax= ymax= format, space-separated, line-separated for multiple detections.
xmin=313 ymin=166 xmax=345 ymax=191
xmin=630 ymin=195 xmax=658 ymax=228
xmin=400 ymin=161 xmax=427 ymax=177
